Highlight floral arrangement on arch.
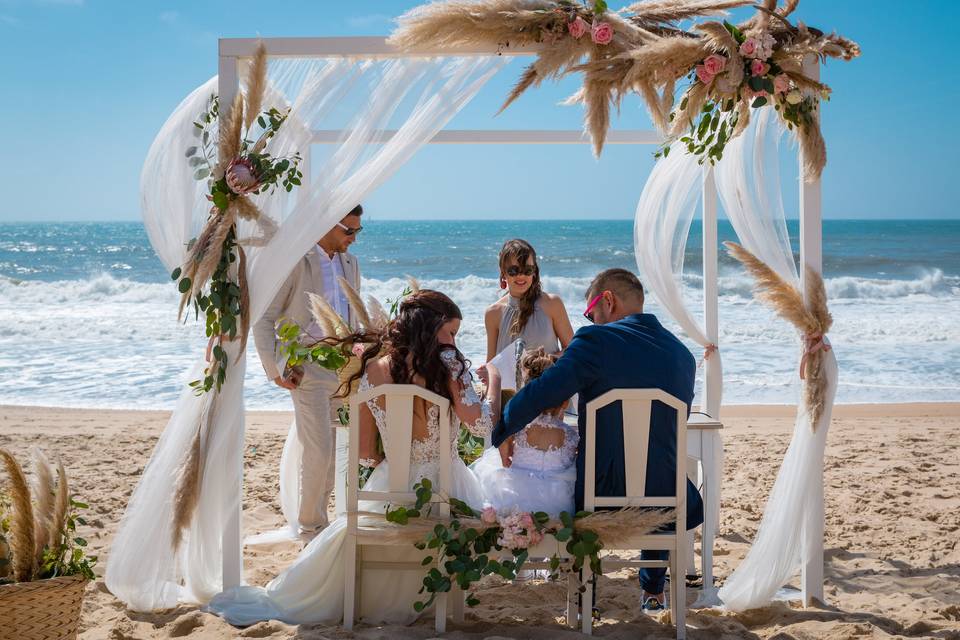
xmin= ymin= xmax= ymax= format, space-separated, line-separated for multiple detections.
xmin=382 ymin=479 xmax=674 ymax=611
xmin=389 ymin=0 xmax=859 ymax=179
xmin=172 ymin=42 xmax=301 ymax=396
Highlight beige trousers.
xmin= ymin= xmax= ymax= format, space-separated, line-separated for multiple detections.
xmin=289 ymin=364 xmax=341 ymax=533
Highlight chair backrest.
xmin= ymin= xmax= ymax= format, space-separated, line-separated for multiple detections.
xmin=346 ymin=383 xmax=452 ymax=521
xmin=583 ymin=389 xmax=687 ymax=533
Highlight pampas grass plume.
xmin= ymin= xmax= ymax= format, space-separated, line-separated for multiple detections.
xmin=30 ymin=448 xmax=55 ymax=565
xmin=0 ymin=448 xmax=36 ymax=582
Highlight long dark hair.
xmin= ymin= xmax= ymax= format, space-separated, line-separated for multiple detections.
xmin=338 ymin=289 xmax=469 ymax=406
xmin=499 ymin=239 xmax=543 ymax=338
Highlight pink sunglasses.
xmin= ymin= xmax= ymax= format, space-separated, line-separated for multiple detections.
xmin=583 ymin=292 xmax=607 ymax=323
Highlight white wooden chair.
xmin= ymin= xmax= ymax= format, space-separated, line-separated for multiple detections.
xmin=580 ymin=389 xmax=689 ymax=639
xmin=343 ymin=383 xmax=464 ymax=632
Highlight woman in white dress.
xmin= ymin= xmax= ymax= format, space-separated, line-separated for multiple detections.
xmin=208 ymin=290 xmax=501 ymax=626
xmin=472 ymin=348 xmax=577 ymax=518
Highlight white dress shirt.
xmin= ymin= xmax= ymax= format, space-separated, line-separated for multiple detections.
xmin=306 ymin=246 xmax=349 ymax=339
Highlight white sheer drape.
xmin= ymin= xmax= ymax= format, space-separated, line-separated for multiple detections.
xmin=107 ymin=54 xmax=507 ymax=611
xmin=634 ymin=107 xmax=836 ymax=612
xmin=716 ymin=108 xmax=838 ymax=611
xmin=633 ymin=144 xmax=723 ymax=591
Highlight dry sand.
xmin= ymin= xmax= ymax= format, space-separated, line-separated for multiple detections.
xmin=1 ymin=403 xmax=958 ymax=640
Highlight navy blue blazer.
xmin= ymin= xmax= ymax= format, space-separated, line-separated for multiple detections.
xmin=492 ymin=313 xmax=704 ymax=529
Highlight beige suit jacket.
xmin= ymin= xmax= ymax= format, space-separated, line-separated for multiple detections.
xmin=253 ymin=250 xmax=360 ymax=380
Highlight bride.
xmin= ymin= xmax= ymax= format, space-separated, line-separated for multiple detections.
xmin=208 ymin=290 xmax=502 ymax=626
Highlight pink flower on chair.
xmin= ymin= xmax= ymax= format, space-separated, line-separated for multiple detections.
xmin=481 ymin=506 xmax=498 ymax=525
xmin=351 ymin=343 xmax=366 ymax=358
xmin=591 ymin=21 xmax=613 ymax=45
xmin=568 ymin=16 xmax=588 ymax=39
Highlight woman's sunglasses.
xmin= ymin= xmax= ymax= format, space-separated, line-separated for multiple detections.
xmin=505 ymin=265 xmax=536 ymax=277
xmin=336 ymin=221 xmax=363 ymax=236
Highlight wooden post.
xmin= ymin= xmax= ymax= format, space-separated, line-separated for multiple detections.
xmin=799 ymin=53 xmax=825 ymax=607
xmin=218 ymin=47 xmax=243 ymax=592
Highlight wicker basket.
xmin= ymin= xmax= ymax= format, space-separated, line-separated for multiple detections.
xmin=0 ymin=575 xmax=88 ymax=640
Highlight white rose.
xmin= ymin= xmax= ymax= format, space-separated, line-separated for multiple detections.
xmin=786 ymin=90 xmax=803 ymax=105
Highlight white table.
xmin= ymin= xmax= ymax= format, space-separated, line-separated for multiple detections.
xmin=686 ymin=413 xmax=723 ymax=606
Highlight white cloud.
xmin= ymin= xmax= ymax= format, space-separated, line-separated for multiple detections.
xmin=346 ymin=13 xmax=392 ymax=28
xmin=159 ymin=10 xmax=178 ymax=24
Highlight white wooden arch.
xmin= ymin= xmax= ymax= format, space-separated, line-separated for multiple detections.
xmin=217 ymin=36 xmax=825 ymax=606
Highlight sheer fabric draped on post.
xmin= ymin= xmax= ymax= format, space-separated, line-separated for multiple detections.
xmin=106 ymin=54 xmax=508 ymax=611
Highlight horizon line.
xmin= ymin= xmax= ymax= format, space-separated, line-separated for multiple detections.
xmin=1 ymin=217 xmax=958 ymax=224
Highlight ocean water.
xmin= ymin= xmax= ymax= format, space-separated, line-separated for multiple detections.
xmin=1 ymin=220 xmax=958 ymax=410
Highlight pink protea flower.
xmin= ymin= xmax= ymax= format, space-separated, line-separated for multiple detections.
xmin=568 ymin=16 xmax=588 ymax=39
xmin=703 ymin=54 xmax=727 ymax=76
xmin=225 ymin=156 xmax=260 ymax=194
xmin=695 ymin=64 xmax=714 ymax=85
xmin=481 ymin=506 xmax=498 ymax=525
xmin=591 ymin=21 xmax=613 ymax=45
xmin=750 ymin=59 xmax=770 ymax=77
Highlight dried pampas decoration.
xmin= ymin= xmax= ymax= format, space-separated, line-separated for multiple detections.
xmin=724 ymin=242 xmax=832 ymax=427
xmin=1 ymin=448 xmax=36 ymax=582
xmin=30 ymin=448 xmax=56 ymax=566
xmin=390 ymin=0 xmax=857 ymax=176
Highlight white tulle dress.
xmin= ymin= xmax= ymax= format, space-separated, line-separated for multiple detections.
xmin=207 ymin=354 xmax=493 ymax=626
xmin=471 ymin=413 xmax=578 ymax=518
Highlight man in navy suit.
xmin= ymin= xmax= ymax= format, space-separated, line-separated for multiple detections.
xmin=491 ymin=268 xmax=704 ymax=610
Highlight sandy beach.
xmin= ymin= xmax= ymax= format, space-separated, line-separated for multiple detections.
xmin=1 ymin=403 xmax=958 ymax=640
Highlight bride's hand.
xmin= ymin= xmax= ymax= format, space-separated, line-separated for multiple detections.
xmin=476 ymin=364 xmax=490 ymax=386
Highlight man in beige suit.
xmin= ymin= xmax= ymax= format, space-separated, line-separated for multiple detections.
xmin=253 ymin=205 xmax=363 ymax=537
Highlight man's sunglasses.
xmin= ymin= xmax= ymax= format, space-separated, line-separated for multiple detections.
xmin=505 ymin=265 xmax=536 ymax=277
xmin=583 ymin=292 xmax=606 ymax=323
xmin=336 ymin=222 xmax=363 ymax=236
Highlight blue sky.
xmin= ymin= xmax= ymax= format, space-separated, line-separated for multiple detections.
xmin=0 ymin=0 xmax=957 ymax=221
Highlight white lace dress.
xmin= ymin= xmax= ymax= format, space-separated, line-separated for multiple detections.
xmin=471 ymin=414 xmax=578 ymax=518
xmin=207 ymin=355 xmax=493 ymax=626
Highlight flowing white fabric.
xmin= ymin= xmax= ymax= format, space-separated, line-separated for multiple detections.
xmin=716 ymin=108 xmax=838 ymax=610
xmin=633 ymin=106 xmax=837 ymax=611
xmin=107 ymin=54 xmax=508 ymax=611
xmin=633 ymin=139 xmax=723 ymax=590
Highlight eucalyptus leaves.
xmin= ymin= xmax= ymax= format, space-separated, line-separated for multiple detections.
xmin=171 ymin=43 xmax=304 ymax=395
xmin=385 ymin=479 xmax=603 ymax=612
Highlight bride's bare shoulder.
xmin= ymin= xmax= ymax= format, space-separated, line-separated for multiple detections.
xmin=364 ymin=356 xmax=392 ymax=385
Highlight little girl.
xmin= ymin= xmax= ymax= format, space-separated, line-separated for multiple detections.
xmin=471 ymin=348 xmax=578 ymax=518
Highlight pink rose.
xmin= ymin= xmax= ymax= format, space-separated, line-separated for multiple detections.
xmin=739 ymin=37 xmax=758 ymax=58
xmin=481 ymin=506 xmax=498 ymax=525
xmin=591 ymin=21 xmax=613 ymax=45
xmin=225 ymin=157 xmax=260 ymax=194
xmin=351 ymin=343 xmax=366 ymax=358
xmin=703 ymin=54 xmax=726 ymax=76
xmin=773 ymin=74 xmax=790 ymax=94
xmin=695 ymin=64 xmax=714 ymax=85
xmin=528 ymin=528 xmax=544 ymax=546
xmin=750 ymin=59 xmax=770 ymax=77
xmin=568 ymin=16 xmax=588 ymax=39
xmin=519 ymin=512 xmax=535 ymax=531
